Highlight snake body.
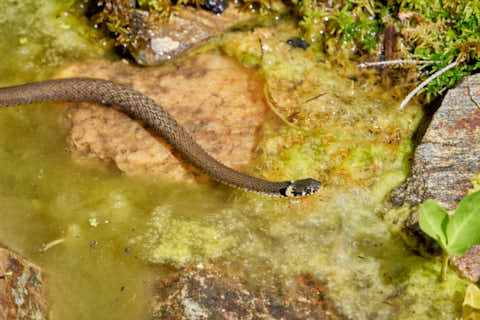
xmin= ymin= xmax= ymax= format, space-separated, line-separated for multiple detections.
xmin=0 ymin=78 xmax=321 ymax=197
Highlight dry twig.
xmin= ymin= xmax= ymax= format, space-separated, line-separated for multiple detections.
xmin=358 ymin=59 xmax=439 ymax=68
xmin=399 ymin=60 xmax=460 ymax=109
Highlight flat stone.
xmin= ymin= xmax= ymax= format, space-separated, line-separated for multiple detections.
xmin=150 ymin=264 xmax=343 ymax=319
xmin=56 ymin=52 xmax=270 ymax=183
xmin=0 ymin=247 xmax=48 ymax=320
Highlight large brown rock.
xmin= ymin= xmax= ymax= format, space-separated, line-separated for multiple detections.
xmin=0 ymin=247 xmax=48 ymax=320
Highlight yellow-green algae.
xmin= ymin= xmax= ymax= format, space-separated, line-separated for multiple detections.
xmin=0 ymin=4 xmax=473 ymax=320
xmin=136 ymin=19 xmax=470 ymax=319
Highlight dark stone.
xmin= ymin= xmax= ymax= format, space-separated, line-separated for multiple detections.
xmin=150 ymin=264 xmax=344 ymax=319
xmin=202 ymin=0 xmax=228 ymax=14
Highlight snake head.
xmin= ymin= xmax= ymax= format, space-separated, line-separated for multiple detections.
xmin=280 ymin=178 xmax=322 ymax=198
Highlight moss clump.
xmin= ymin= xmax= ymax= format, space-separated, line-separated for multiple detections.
xmin=290 ymin=0 xmax=480 ymax=101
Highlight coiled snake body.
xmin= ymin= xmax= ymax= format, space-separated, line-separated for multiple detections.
xmin=0 ymin=78 xmax=321 ymax=197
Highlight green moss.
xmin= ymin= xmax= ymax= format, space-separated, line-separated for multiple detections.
xmin=291 ymin=0 xmax=480 ymax=101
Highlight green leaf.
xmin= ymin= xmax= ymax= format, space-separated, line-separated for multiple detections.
xmin=447 ymin=191 xmax=480 ymax=256
xmin=419 ymin=199 xmax=449 ymax=249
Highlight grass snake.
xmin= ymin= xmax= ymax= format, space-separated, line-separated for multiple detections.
xmin=0 ymin=78 xmax=322 ymax=197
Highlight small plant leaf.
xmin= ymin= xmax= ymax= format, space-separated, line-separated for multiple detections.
xmin=419 ymin=199 xmax=448 ymax=250
xmin=447 ymin=191 xmax=480 ymax=256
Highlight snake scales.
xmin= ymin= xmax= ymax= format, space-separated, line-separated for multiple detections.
xmin=0 ymin=78 xmax=322 ymax=197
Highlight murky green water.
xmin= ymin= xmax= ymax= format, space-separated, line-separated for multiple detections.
xmin=0 ymin=1 xmax=471 ymax=319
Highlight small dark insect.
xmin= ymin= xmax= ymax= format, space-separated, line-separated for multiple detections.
xmin=202 ymin=0 xmax=227 ymax=14
xmin=286 ymin=37 xmax=310 ymax=50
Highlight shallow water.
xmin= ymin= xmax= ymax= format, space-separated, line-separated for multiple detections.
xmin=0 ymin=1 xmax=471 ymax=320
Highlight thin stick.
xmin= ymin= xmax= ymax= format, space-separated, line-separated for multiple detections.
xmin=264 ymin=86 xmax=299 ymax=129
xmin=400 ymin=60 xmax=460 ymax=109
xmin=358 ymin=59 xmax=440 ymax=68
xmin=40 ymin=238 xmax=65 ymax=252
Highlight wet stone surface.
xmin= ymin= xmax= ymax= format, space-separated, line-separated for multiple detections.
xmin=151 ymin=264 xmax=343 ymax=319
xmin=0 ymin=247 xmax=49 ymax=320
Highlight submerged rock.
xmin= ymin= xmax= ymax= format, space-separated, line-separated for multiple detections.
xmin=57 ymin=52 xmax=270 ymax=183
xmin=151 ymin=264 xmax=343 ymax=319
xmin=390 ymin=74 xmax=480 ymax=280
xmin=0 ymin=246 xmax=49 ymax=320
